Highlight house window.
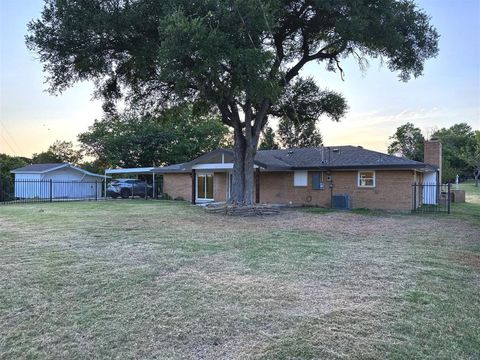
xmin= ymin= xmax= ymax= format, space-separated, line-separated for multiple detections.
xmin=312 ymin=172 xmax=324 ymax=190
xmin=197 ymin=173 xmax=214 ymax=200
xmin=358 ymin=171 xmax=375 ymax=188
xmin=294 ymin=171 xmax=308 ymax=187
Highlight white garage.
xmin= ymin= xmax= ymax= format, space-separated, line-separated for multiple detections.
xmin=11 ymin=163 xmax=105 ymax=200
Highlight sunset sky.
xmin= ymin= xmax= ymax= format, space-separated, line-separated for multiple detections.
xmin=1 ymin=0 xmax=479 ymax=158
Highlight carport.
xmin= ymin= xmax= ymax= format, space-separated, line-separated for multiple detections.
xmin=104 ymin=167 xmax=156 ymax=199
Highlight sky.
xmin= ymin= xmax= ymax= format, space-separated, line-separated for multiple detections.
xmin=0 ymin=0 xmax=479 ymax=158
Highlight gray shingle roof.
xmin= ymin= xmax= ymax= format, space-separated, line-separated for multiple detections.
xmin=257 ymin=146 xmax=435 ymax=170
xmin=153 ymin=146 xmax=437 ymax=173
xmin=11 ymin=163 xmax=105 ymax=177
xmin=154 ymin=163 xmax=189 ymax=173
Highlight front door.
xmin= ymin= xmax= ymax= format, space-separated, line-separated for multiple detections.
xmin=197 ymin=173 xmax=214 ymax=201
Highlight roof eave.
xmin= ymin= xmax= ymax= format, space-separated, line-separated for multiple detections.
xmin=288 ymin=164 xmax=437 ymax=171
xmin=11 ymin=163 xmax=70 ymax=174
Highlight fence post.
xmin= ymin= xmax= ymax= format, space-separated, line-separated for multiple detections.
xmin=0 ymin=168 xmax=3 ymax=203
xmin=447 ymin=182 xmax=451 ymax=214
xmin=49 ymin=179 xmax=53 ymax=203
xmin=413 ymin=182 xmax=417 ymax=211
xmin=95 ymin=181 xmax=98 ymax=201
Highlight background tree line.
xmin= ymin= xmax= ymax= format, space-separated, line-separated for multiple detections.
xmin=2 ymin=118 xmax=478 ymax=188
xmin=0 ymin=103 xmax=321 ymax=187
xmin=388 ymin=122 xmax=480 ymax=185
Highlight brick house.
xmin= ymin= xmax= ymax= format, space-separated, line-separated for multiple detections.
xmin=153 ymin=140 xmax=441 ymax=210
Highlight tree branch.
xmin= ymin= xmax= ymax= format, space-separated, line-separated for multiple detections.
xmin=284 ymin=40 xmax=347 ymax=83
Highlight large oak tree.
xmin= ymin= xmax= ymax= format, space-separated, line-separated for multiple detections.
xmin=27 ymin=0 xmax=439 ymax=205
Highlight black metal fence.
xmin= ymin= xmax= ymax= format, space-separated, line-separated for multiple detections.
xmin=0 ymin=179 xmax=103 ymax=204
xmin=412 ymin=182 xmax=451 ymax=214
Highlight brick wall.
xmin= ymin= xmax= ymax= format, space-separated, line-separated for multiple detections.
xmin=164 ymin=169 xmax=416 ymax=210
xmin=163 ymin=173 xmax=192 ymax=201
xmin=163 ymin=172 xmax=228 ymax=202
xmin=214 ymin=172 xmax=228 ymax=201
xmin=424 ymin=140 xmax=442 ymax=181
xmin=258 ymin=170 xmax=415 ymax=210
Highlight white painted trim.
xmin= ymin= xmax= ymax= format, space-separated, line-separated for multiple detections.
xmin=192 ymin=163 xmax=234 ymax=170
xmin=357 ymin=170 xmax=376 ymax=188
xmin=11 ymin=163 xmax=70 ymax=174
xmin=294 ymin=170 xmax=308 ymax=187
xmin=196 ymin=173 xmax=214 ymax=201
xmin=226 ymin=172 xmax=232 ymax=200
xmin=105 ymin=167 xmax=155 ymax=174
xmin=12 ymin=163 xmax=105 ymax=178
xmin=68 ymin=165 xmax=107 ymax=178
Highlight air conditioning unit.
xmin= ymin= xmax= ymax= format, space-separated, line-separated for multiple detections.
xmin=332 ymin=194 xmax=351 ymax=210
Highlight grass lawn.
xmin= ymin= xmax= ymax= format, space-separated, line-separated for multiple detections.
xmin=0 ymin=190 xmax=479 ymax=359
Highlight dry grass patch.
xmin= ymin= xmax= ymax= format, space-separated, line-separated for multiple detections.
xmin=0 ymin=200 xmax=479 ymax=359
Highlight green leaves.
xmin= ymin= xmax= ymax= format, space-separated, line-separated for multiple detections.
xmin=434 ymin=124 xmax=478 ymax=181
xmin=278 ymin=116 xmax=323 ymax=149
xmin=78 ymin=106 xmax=229 ymax=168
xmin=28 ymin=0 xmax=439 ymax=110
xmin=259 ymin=126 xmax=280 ymax=150
xmin=387 ymin=122 xmax=425 ymax=161
xmin=273 ymin=77 xmax=348 ymax=123
xmin=32 ymin=140 xmax=83 ymax=165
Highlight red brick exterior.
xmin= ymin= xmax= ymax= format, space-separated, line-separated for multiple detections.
xmin=163 ymin=169 xmax=417 ymax=210
xmin=424 ymin=140 xmax=442 ymax=182
xmin=257 ymin=170 xmax=415 ymax=210
xmin=163 ymin=172 xmax=229 ymax=202
xmin=163 ymin=173 xmax=192 ymax=201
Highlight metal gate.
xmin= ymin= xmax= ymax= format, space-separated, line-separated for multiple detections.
xmin=412 ymin=182 xmax=451 ymax=214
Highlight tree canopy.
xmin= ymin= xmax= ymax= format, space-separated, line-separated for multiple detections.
xmin=32 ymin=140 xmax=83 ymax=165
xmin=432 ymin=123 xmax=476 ymax=181
xmin=278 ymin=116 xmax=323 ymax=148
xmin=0 ymin=154 xmax=30 ymax=200
xmin=78 ymin=106 xmax=229 ymax=168
xmin=27 ymin=0 xmax=439 ymax=204
xmin=387 ymin=122 xmax=425 ymax=161
xmin=459 ymin=130 xmax=480 ymax=186
xmin=258 ymin=126 xmax=279 ymax=150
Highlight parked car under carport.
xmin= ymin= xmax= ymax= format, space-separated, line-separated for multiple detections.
xmin=106 ymin=179 xmax=153 ymax=199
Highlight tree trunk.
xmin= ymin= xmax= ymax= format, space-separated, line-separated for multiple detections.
xmin=224 ymin=101 xmax=269 ymax=206
xmin=228 ymin=127 xmax=256 ymax=205
xmin=230 ymin=126 xmax=246 ymax=204
xmin=475 ymin=169 xmax=479 ymax=187
xmin=243 ymin=121 xmax=255 ymax=205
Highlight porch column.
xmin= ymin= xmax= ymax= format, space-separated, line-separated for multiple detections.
xmin=255 ymin=168 xmax=260 ymax=204
xmin=191 ymin=169 xmax=196 ymax=205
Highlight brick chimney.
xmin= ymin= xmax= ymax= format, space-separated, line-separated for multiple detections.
xmin=424 ymin=137 xmax=442 ymax=181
